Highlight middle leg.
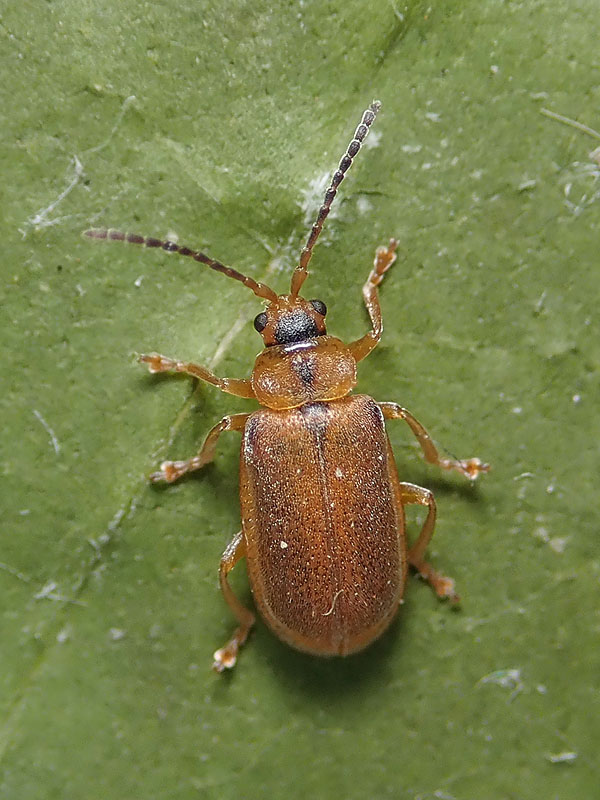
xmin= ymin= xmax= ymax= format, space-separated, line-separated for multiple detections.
xmin=151 ymin=412 xmax=250 ymax=483
xmin=380 ymin=402 xmax=489 ymax=480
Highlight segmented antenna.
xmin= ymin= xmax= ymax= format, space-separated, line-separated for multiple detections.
xmin=289 ymin=101 xmax=382 ymax=299
xmin=84 ymin=229 xmax=279 ymax=302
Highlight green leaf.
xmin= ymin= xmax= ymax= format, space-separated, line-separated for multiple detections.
xmin=2 ymin=1 xmax=598 ymax=797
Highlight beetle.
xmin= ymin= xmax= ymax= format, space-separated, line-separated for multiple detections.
xmin=86 ymin=101 xmax=489 ymax=671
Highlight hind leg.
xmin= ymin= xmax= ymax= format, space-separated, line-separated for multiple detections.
xmin=399 ymin=482 xmax=459 ymax=603
xmin=212 ymin=531 xmax=256 ymax=672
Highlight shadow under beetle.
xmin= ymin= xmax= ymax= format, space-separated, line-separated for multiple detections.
xmin=86 ymin=102 xmax=489 ymax=671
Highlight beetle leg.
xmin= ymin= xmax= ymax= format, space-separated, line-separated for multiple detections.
xmin=348 ymin=238 xmax=398 ymax=362
xmin=150 ymin=413 xmax=249 ymax=483
xmin=399 ymin=482 xmax=459 ymax=603
xmin=379 ymin=402 xmax=490 ymax=481
xmin=213 ymin=531 xmax=256 ymax=672
xmin=139 ymin=353 xmax=255 ymax=398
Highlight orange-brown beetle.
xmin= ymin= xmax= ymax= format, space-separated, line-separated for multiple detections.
xmin=86 ymin=102 xmax=489 ymax=671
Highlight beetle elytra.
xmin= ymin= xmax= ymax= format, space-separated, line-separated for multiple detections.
xmin=86 ymin=101 xmax=489 ymax=671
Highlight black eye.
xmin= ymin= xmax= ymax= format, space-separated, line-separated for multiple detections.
xmin=309 ymin=299 xmax=327 ymax=316
xmin=253 ymin=312 xmax=268 ymax=333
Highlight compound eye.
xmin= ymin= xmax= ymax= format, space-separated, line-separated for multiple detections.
xmin=253 ymin=312 xmax=268 ymax=333
xmin=309 ymin=299 xmax=327 ymax=316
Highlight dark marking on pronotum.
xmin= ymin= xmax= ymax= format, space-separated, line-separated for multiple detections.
xmin=295 ymin=357 xmax=315 ymax=386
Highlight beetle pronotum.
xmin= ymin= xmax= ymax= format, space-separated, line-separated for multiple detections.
xmin=86 ymin=101 xmax=489 ymax=671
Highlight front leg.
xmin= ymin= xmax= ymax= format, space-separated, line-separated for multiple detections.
xmin=379 ymin=402 xmax=489 ymax=480
xmin=348 ymin=239 xmax=398 ymax=363
xmin=151 ymin=413 xmax=250 ymax=483
xmin=139 ymin=353 xmax=255 ymax=398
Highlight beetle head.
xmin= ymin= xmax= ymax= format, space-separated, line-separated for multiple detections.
xmin=253 ymin=295 xmax=327 ymax=347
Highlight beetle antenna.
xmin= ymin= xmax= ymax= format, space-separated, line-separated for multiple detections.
xmin=84 ymin=229 xmax=279 ymax=302
xmin=290 ymin=101 xmax=381 ymax=299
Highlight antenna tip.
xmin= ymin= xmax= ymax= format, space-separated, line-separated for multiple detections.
xmin=362 ymin=102 xmax=382 ymax=127
xmin=83 ymin=228 xmax=107 ymax=240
